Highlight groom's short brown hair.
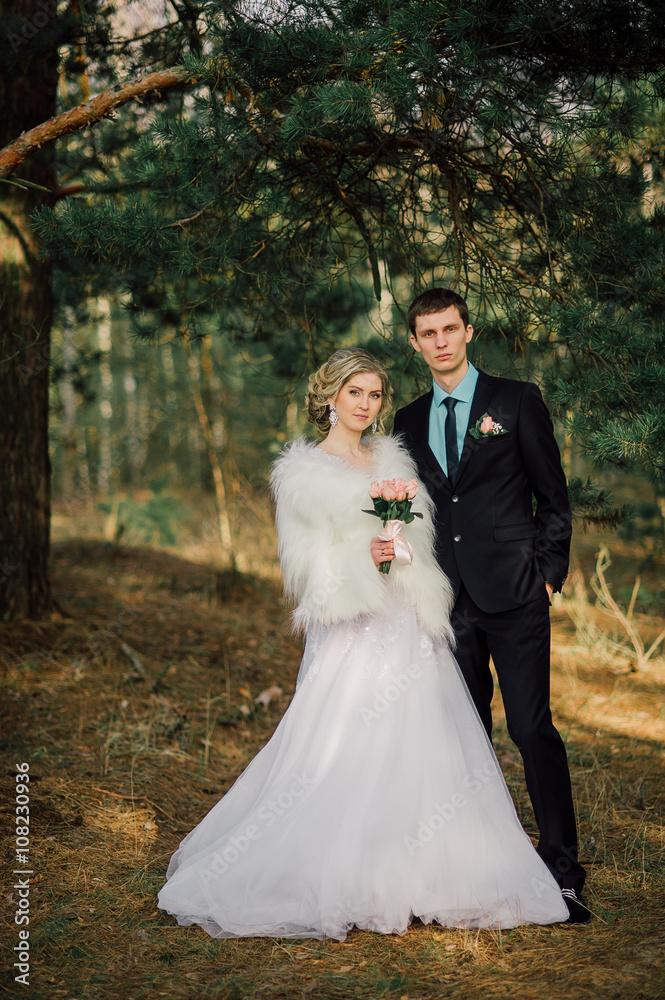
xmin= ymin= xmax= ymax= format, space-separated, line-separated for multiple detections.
xmin=407 ymin=288 xmax=470 ymax=334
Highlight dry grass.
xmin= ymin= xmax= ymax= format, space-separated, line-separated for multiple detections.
xmin=1 ymin=511 xmax=664 ymax=1000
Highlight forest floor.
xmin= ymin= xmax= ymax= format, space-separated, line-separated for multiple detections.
xmin=1 ymin=515 xmax=664 ymax=1000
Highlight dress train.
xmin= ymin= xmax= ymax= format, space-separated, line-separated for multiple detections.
xmin=157 ymin=596 xmax=568 ymax=938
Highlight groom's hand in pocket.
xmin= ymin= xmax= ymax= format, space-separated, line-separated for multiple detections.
xmin=545 ymin=582 xmax=554 ymax=603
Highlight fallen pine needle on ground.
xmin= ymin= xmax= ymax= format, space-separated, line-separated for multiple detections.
xmin=0 ymin=536 xmax=663 ymax=1000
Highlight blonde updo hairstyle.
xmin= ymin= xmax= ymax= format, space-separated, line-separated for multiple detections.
xmin=306 ymin=348 xmax=393 ymax=437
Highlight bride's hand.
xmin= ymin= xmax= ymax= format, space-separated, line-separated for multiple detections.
xmin=370 ymin=536 xmax=395 ymax=567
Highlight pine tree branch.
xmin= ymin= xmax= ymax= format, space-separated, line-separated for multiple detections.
xmin=53 ymin=180 xmax=150 ymax=201
xmin=461 ymin=227 xmax=560 ymax=295
xmin=0 ymin=209 xmax=37 ymax=265
xmin=302 ymin=146 xmax=382 ymax=300
xmin=302 ymin=135 xmax=422 ymax=158
xmin=0 ymin=72 xmax=424 ymax=186
xmin=164 ymin=204 xmax=212 ymax=229
xmin=0 ymin=67 xmax=202 ymax=180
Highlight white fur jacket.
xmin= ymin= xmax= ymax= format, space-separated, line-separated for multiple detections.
xmin=270 ymin=434 xmax=454 ymax=643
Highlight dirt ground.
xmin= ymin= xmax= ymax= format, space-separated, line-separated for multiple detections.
xmin=1 ymin=524 xmax=663 ymax=1000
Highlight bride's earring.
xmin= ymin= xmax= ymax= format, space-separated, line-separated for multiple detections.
xmin=329 ymin=402 xmax=338 ymax=427
xmin=371 ymin=418 xmax=378 ymax=433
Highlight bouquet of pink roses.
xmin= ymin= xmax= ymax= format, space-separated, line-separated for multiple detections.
xmin=363 ymin=478 xmax=423 ymax=574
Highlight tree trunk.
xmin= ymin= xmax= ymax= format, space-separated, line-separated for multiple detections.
xmin=0 ymin=1 xmax=59 ymax=619
xmin=58 ymin=308 xmax=78 ymax=499
xmin=187 ymin=340 xmax=235 ymax=567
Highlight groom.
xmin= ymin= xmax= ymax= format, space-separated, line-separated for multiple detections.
xmin=393 ymin=288 xmax=590 ymax=923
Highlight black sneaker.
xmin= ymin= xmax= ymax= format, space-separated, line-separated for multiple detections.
xmin=561 ymin=888 xmax=592 ymax=924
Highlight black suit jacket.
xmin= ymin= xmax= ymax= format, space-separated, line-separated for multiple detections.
xmin=393 ymin=369 xmax=572 ymax=614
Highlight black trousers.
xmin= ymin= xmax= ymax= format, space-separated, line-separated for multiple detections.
xmin=451 ymin=583 xmax=586 ymax=892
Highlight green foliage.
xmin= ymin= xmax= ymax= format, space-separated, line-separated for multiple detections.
xmin=567 ymin=478 xmax=633 ymax=529
xmin=17 ymin=0 xmax=665 ymax=518
xmin=618 ymin=500 xmax=662 ymax=543
xmin=35 ymin=2 xmax=665 ymax=330
xmin=469 ymin=413 xmax=509 ymax=440
xmin=617 ymin=497 xmax=665 ymax=568
xmin=363 ymin=496 xmax=423 ymax=524
xmin=97 ymin=493 xmax=191 ymax=546
xmin=543 ymin=155 xmax=665 ymax=492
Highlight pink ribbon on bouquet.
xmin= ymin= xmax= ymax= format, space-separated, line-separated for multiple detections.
xmin=378 ymin=520 xmax=413 ymax=566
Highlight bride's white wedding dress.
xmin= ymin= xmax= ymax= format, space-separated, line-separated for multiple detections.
xmin=157 ymin=437 xmax=568 ymax=938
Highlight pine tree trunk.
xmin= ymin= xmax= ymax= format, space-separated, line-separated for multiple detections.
xmin=58 ymin=308 xmax=78 ymax=499
xmin=96 ymin=297 xmax=112 ymax=493
xmin=0 ymin=1 xmax=59 ymax=619
xmin=187 ymin=341 xmax=235 ymax=567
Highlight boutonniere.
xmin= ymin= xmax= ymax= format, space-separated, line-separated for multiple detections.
xmin=469 ymin=413 xmax=509 ymax=439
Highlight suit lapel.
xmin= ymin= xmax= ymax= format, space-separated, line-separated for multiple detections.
xmin=399 ymin=371 xmax=498 ymax=491
xmin=455 ymin=369 xmax=495 ymax=486
xmin=400 ymin=389 xmax=449 ymax=486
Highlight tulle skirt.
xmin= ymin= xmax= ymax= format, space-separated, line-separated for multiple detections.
xmin=157 ymin=596 xmax=568 ymax=938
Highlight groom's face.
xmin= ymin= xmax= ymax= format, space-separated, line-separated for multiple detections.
xmin=410 ymin=306 xmax=473 ymax=381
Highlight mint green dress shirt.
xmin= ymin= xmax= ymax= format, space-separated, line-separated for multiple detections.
xmin=428 ymin=362 xmax=479 ymax=478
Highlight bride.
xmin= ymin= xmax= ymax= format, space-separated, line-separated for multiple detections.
xmin=157 ymin=348 xmax=569 ymax=938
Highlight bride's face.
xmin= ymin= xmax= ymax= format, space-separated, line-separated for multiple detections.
xmin=332 ymin=372 xmax=383 ymax=433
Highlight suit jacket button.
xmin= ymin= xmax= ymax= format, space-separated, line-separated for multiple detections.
xmin=454 ymin=534 xmax=461 ymax=542
xmin=452 ymin=495 xmax=459 ymax=502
